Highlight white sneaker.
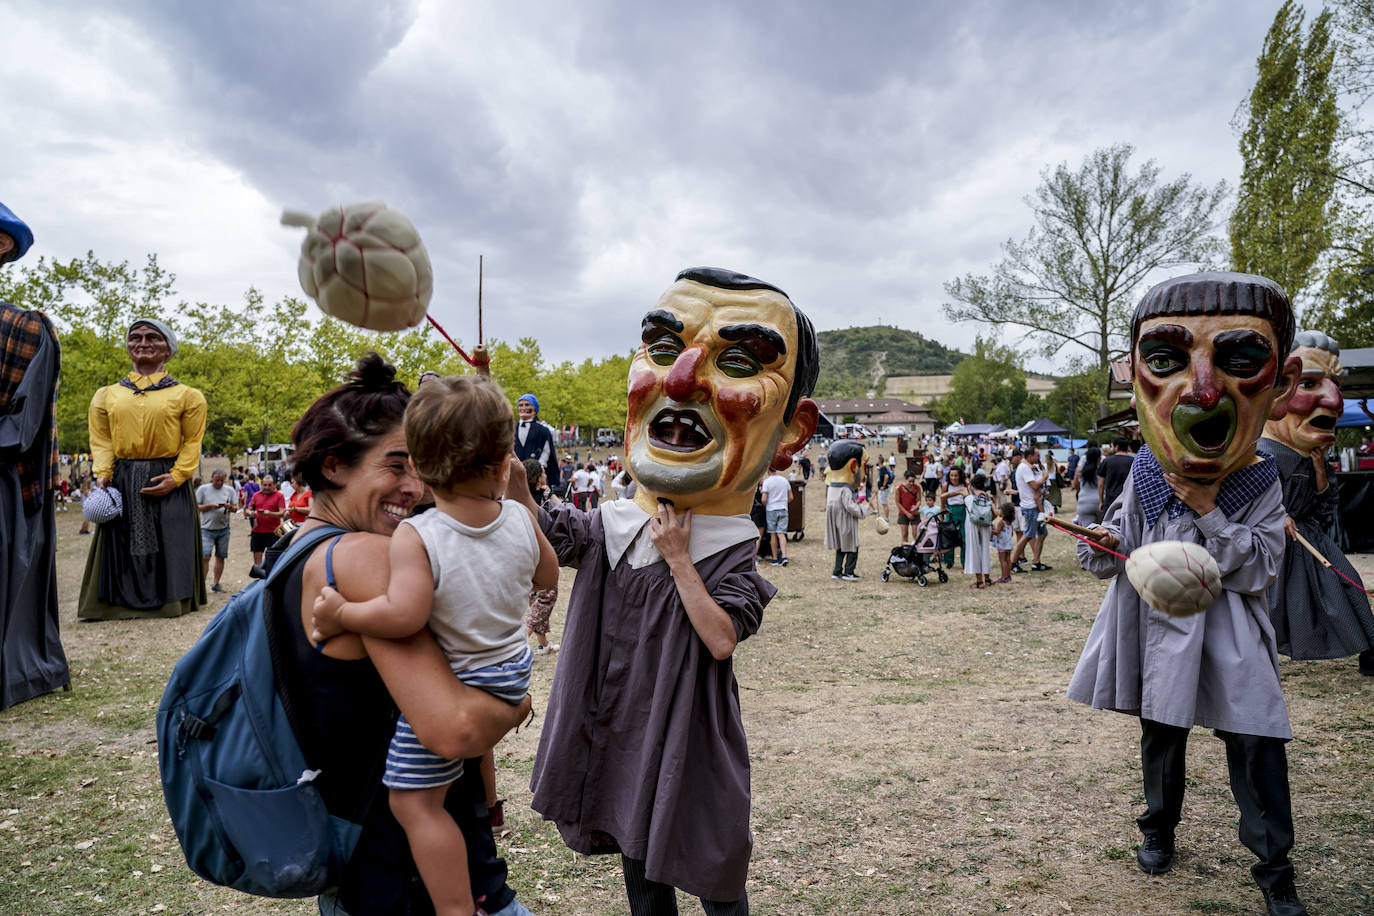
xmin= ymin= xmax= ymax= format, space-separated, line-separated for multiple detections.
xmin=842 ymin=573 xmax=862 ymax=581
xmin=547 ymin=643 xmax=560 ymax=653
xmin=535 ymin=645 xmax=551 ymax=656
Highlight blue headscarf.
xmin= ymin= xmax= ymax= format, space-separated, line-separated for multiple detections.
xmin=0 ymin=201 xmax=33 ymax=264
xmin=518 ymin=393 xmax=539 ymax=414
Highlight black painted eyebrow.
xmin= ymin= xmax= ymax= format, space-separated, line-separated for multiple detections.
xmin=719 ymin=323 xmax=787 ymax=357
xmin=1212 ymin=329 xmax=1273 ymax=354
xmin=641 ymin=310 xmax=685 ymax=342
xmin=1138 ymin=324 xmax=1194 ymax=349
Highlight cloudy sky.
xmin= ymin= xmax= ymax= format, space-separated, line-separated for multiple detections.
xmin=3 ymin=0 xmax=1288 ymax=372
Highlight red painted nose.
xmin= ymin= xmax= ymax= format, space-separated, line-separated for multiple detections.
xmin=663 ymin=346 xmax=711 ymax=403
xmin=1316 ymin=379 xmax=1343 ymax=411
xmin=1182 ymin=362 xmax=1221 ymax=409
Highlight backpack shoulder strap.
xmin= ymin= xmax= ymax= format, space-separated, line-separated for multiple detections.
xmin=264 ymin=524 xmax=349 ymax=587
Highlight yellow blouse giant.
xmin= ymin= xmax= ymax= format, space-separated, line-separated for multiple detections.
xmin=89 ymin=372 xmax=207 ymax=485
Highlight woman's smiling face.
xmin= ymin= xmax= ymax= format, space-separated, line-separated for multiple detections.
xmin=326 ymin=425 xmax=423 ymax=534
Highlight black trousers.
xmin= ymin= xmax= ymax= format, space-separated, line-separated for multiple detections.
xmin=621 ymin=857 xmax=747 ymax=916
xmin=832 ymin=549 xmax=857 ymax=577
xmin=1138 ymin=719 xmax=1296 ymax=888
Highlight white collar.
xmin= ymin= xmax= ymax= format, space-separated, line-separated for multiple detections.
xmin=600 ymin=499 xmax=759 ymax=569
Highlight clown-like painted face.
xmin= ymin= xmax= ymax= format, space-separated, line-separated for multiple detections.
xmin=626 ymin=278 xmax=816 ymax=515
xmin=1264 ymin=346 xmax=1343 ymax=456
xmin=1133 ymin=314 xmax=1298 ymax=482
xmin=517 ymin=399 xmax=536 ymax=422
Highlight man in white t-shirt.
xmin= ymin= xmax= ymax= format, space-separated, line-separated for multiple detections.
xmin=571 ymin=463 xmax=595 ymax=510
xmin=1011 ymin=446 xmax=1051 ymax=573
xmin=992 ymin=455 xmax=1010 ymax=495
xmin=760 ymin=466 xmax=793 ymax=566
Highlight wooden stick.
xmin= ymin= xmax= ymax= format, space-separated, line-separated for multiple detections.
xmin=1045 ymin=516 xmax=1109 ymax=541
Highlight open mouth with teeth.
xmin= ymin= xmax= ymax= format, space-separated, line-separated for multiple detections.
xmin=648 ymin=408 xmax=715 ymax=453
xmin=1171 ymin=398 xmax=1237 ymax=455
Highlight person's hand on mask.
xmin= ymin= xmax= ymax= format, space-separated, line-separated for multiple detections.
xmin=1163 ymin=473 xmax=1220 ymax=517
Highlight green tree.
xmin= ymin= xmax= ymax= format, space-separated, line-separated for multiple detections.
xmin=929 ymin=338 xmax=1032 ymax=427
xmin=1231 ymin=1 xmax=1340 ymax=310
xmin=1042 ymin=363 xmax=1108 ymax=439
xmin=0 ymin=253 xmax=179 ymax=451
xmin=944 ymin=145 xmax=1227 ymax=375
xmin=1312 ymin=0 xmax=1374 ymax=344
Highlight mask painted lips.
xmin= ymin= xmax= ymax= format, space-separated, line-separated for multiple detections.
xmin=649 ymin=408 xmax=714 ymax=453
xmin=1172 ymin=399 xmax=1237 ymax=455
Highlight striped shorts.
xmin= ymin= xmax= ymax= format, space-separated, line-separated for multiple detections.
xmin=383 ymin=646 xmax=534 ymax=791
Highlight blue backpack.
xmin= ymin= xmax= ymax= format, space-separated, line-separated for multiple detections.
xmin=157 ymin=524 xmax=363 ymax=898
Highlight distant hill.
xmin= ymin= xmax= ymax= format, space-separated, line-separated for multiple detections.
xmin=814 ymin=325 xmax=965 ymax=397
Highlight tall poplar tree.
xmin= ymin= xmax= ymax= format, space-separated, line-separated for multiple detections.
xmin=1230 ymin=1 xmax=1340 ymax=310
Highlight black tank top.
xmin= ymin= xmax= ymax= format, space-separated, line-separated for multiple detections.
xmin=275 ymin=547 xmax=515 ymax=914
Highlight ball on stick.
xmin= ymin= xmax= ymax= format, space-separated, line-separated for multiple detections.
xmin=282 ymin=201 xmax=433 ymax=331
xmin=1124 ymin=540 xmax=1222 ymax=617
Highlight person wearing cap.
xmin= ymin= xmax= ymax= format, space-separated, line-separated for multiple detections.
xmin=77 ymin=317 xmax=207 ymax=619
xmin=513 ymin=393 xmax=560 ymax=492
xmin=0 ymin=201 xmax=72 ymax=708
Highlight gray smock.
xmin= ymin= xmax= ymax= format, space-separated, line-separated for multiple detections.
xmin=823 ymin=482 xmax=867 ymax=552
xmin=1067 ymin=446 xmax=1292 ymax=740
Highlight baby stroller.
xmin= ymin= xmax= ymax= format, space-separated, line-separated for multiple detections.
xmin=881 ymin=512 xmax=948 ymax=586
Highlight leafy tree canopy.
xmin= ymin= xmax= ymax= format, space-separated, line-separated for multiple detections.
xmin=0 ymin=252 xmax=633 ymax=457
xmin=944 ymin=145 xmax=1227 ymax=375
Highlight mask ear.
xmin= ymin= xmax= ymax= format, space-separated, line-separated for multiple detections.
xmin=1269 ymin=354 xmax=1302 ymax=420
xmin=770 ymin=398 xmax=819 ymax=471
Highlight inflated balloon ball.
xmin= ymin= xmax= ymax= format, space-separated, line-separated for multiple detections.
xmin=1124 ymin=540 xmax=1222 ymax=617
xmin=282 ymin=202 xmax=432 ymax=331
xmin=875 ymin=517 xmax=890 ymax=535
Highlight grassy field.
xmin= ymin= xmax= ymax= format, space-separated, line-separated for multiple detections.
xmin=2 ymin=482 xmax=1372 ymax=915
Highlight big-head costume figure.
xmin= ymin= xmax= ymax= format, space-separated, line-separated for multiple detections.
xmin=0 ymin=201 xmax=71 ymax=709
xmin=1258 ymin=331 xmax=1374 ymax=675
xmin=516 ymin=267 xmax=818 ymax=914
xmin=1067 ymin=272 xmax=1313 ymax=916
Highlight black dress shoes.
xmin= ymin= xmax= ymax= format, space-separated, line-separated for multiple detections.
xmin=1136 ymin=834 xmax=1174 ymax=874
xmin=1261 ymin=877 xmax=1307 ymax=916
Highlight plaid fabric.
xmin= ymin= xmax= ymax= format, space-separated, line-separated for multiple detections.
xmin=0 ymin=303 xmax=60 ymax=512
xmin=1133 ymin=443 xmax=1278 ymax=527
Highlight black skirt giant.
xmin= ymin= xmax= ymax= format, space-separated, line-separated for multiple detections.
xmin=77 ymin=457 xmax=204 ymax=620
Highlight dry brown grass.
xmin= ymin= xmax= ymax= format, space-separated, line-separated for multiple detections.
xmin=2 ymin=482 xmax=1371 ymax=915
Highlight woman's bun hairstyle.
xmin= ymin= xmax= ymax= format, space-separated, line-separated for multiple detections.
xmin=291 ymin=352 xmax=412 ymax=492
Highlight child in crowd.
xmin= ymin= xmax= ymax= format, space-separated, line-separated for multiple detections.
xmin=77 ymin=474 xmax=93 ymax=534
xmin=523 ymin=458 xmax=561 ymax=658
xmin=313 ymin=375 xmax=559 ymax=916
xmin=990 ymin=502 xmax=1016 ymax=583
xmin=919 ymin=493 xmax=940 ymax=521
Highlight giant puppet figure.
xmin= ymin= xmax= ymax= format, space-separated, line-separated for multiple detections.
xmin=0 ymin=201 xmax=71 ymax=709
xmin=78 ymin=318 xmax=207 ymax=620
xmin=507 ymin=267 xmax=818 ymax=915
xmin=1067 ymin=273 xmax=1312 ymax=916
xmin=1258 ymin=331 xmax=1374 ymax=675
